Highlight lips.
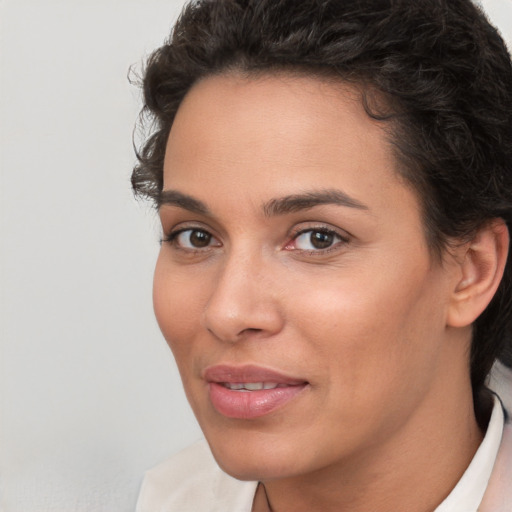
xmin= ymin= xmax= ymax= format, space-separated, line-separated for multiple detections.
xmin=204 ymin=364 xmax=308 ymax=419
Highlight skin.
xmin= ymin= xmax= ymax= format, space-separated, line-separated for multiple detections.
xmin=153 ymin=73 xmax=485 ymax=512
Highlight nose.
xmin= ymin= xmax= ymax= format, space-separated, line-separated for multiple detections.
xmin=202 ymin=253 xmax=284 ymax=343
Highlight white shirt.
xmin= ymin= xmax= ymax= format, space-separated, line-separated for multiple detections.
xmin=434 ymin=396 xmax=504 ymax=512
xmin=136 ymin=397 xmax=505 ymax=512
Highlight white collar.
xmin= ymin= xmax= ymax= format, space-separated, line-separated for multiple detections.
xmin=434 ymin=395 xmax=504 ymax=512
xmin=136 ymin=396 xmax=506 ymax=512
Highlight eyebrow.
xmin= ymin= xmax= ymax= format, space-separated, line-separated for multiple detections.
xmin=158 ymin=188 xmax=368 ymax=216
xmin=262 ymin=189 xmax=369 ymax=216
xmin=158 ymin=190 xmax=210 ymax=215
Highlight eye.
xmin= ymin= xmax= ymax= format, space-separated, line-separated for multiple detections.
xmin=166 ymin=228 xmax=220 ymax=250
xmin=287 ymin=228 xmax=347 ymax=252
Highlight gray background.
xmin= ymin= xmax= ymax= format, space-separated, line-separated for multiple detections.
xmin=1 ymin=1 xmax=511 ymax=510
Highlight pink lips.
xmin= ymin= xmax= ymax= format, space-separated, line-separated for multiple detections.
xmin=204 ymin=364 xmax=308 ymax=419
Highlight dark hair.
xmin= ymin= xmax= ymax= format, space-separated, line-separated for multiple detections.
xmin=132 ymin=0 xmax=512 ymax=396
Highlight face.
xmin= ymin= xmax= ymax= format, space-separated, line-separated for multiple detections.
xmin=153 ymin=74 xmax=461 ymax=481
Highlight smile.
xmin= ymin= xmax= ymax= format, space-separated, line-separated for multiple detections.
xmin=204 ymin=365 xmax=308 ymax=419
xmin=221 ymin=382 xmax=289 ymax=391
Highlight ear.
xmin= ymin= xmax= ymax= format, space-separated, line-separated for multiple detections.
xmin=447 ymin=219 xmax=509 ymax=328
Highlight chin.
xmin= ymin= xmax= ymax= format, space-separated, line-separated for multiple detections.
xmin=204 ymin=429 xmax=313 ymax=482
xmin=213 ymin=453 xmax=294 ymax=482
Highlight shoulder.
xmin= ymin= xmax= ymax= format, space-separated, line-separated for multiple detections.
xmin=135 ymin=439 xmax=258 ymax=512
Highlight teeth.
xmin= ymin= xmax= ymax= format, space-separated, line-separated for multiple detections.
xmin=226 ymin=383 xmax=245 ymax=390
xmin=222 ymin=382 xmax=280 ymax=391
xmin=242 ymin=383 xmax=266 ymax=390
xmin=244 ymin=382 xmax=264 ymax=391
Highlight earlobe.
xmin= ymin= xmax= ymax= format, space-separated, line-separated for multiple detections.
xmin=447 ymin=219 xmax=509 ymax=328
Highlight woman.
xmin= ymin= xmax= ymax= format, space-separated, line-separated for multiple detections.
xmin=133 ymin=0 xmax=512 ymax=510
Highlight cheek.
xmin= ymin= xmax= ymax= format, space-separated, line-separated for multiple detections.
xmin=290 ymin=265 xmax=447 ymax=401
xmin=152 ymin=253 xmax=208 ymax=357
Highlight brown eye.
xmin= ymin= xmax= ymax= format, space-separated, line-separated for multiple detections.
xmin=189 ymin=230 xmax=211 ymax=247
xmin=292 ymin=229 xmax=345 ymax=252
xmin=310 ymin=231 xmax=334 ymax=249
xmin=173 ymin=229 xmax=218 ymax=249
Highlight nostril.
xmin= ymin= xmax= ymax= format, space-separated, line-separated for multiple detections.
xmin=206 ymin=326 xmax=264 ymax=343
xmin=239 ymin=327 xmax=263 ymax=336
xmin=203 ymin=282 xmax=284 ymax=342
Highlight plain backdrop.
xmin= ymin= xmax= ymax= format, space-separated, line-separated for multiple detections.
xmin=1 ymin=1 xmax=511 ymax=511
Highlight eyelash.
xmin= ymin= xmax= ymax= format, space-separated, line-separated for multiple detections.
xmin=286 ymin=226 xmax=350 ymax=255
xmin=162 ymin=227 xmax=219 ymax=252
xmin=162 ymin=225 xmax=350 ymax=255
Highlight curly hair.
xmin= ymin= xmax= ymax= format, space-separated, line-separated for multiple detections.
xmin=132 ymin=0 xmax=512 ymax=397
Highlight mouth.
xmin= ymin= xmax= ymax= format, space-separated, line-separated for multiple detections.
xmin=204 ymin=365 xmax=309 ymax=419
xmin=220 ymin=382 xmax=292 ymax=391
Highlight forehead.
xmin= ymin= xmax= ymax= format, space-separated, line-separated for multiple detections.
xmin=163 ymin=72 xmax=420 ymax=224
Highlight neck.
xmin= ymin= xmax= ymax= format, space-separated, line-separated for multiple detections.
xmin=255 ymin=362 xmax=483 ymax=512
